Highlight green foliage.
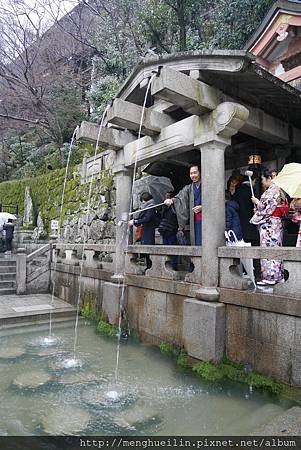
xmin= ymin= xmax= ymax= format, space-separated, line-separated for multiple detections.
xmin=88 ymin=76 xmax=120 ymax=122
xmin=80 ymin=290 xmax=99 ymax=322
xmin=193 ymin=361 xmax=224 ymax=381
xmin=203 ymin=0 xmax=275 ymax=49
xmin=159 ymin=341 xmax=177 ymax=357
xmin=192 ymin=359 xmax=285 ymax=395
xmin=177 ymin=349 xmax=189 ymax=368
xmin=96 ymin=320 xmax=118 ymax=337
xmin=247 ymin=373 xmax=284 ymax=396
xmin=159 ymin=342 xmax=189 ymax=368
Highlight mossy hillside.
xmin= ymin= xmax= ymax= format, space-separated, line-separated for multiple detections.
xmin=0 ymin=167 xmax=114 ymax=231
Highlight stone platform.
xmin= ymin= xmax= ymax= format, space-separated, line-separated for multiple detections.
xmin=253 ymin=407 xmax=301 ymax=436
xmin=0 ymin=293 xmax=76 ymax=329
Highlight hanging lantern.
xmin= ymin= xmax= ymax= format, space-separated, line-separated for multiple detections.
xmin=248 ymin=154 xmax=262 ymax=165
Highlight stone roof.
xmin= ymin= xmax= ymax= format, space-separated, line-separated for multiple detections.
xmin=115 ymin=50 xmax=301 ymax=128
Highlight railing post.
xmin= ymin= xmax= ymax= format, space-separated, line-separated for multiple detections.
xmin=16 ymin=247 xmax=27 ymax=295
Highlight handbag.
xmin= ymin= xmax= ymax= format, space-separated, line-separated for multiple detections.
xmin=135 ymin=224 xmax=143 ymax=242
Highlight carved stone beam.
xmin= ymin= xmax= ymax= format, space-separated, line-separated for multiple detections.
xmin=123 ymin=115 xmax=198 ymax=167
xmin=76 ymin=121 xmax=135 ymax=149
xmin=106 ymin=98 xmax=175 ymax=136
xmin=195 ymin=101 xmax=250 ymax=146
xmin=151 ymin=66 xmax=220 ymax=115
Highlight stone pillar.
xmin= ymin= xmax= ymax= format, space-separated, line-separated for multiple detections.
xmin=198 ymin=140 xmax=227 ymax=300
xmin=183 ymin=298 xmax=225 ymax=363
xmin=194 ymin=102 xmax=249 ymax=301
xmin=16 ymin=247 xmax=26 ymax=295
xmin=112 ymin=161 xmax=133 ymax=281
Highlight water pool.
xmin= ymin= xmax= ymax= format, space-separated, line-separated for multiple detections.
xmin=0 ymin=321 xmax=293 ymax=436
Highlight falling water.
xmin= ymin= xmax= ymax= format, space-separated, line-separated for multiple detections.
xmin=61 ymin=105 xmax=111 ymax=369
xmin=114 ymin=72 xmax=158 ymax=384
xmin=33 ymin=125 xmax=79 ymax=348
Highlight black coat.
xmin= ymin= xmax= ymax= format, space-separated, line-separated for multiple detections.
xmin=233 ymin=183 xmax=259 ymax=243
xmin=226 ymin=200 xmax=242 ymax=241
xmin=158 ymin=205 xmax=178 ymax=237
xmin=134 ymin=202 xmax=156 ymax=245
xmin=3 ymin=223 xmax=14 ymax=240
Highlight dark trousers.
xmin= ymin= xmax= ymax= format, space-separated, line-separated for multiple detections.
xmin=5 ymin=239 xmax=12 ymax=252
xmin=194 ymin=220 xmax=202 ymax=246
xmin=163 ymin=234 xmax=178 ymax=270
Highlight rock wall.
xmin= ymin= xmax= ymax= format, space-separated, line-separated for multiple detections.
xmin=0 ymin=166 xmax=116 ymax=245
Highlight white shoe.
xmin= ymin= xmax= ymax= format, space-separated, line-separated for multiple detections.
xmin=256 ymin=280 xmax=276 ymax=286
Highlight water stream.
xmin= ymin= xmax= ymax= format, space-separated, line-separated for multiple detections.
xmin=38 ymin=125 xmax=79 ymax=348
xmin=114 ymin=72 xmax=158 ymax=384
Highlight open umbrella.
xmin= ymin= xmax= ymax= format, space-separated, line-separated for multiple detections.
xmin=273 ymin=163 xmax=301 ymax=198
xmin=0 ymin=212 xmax=17 ymax=230
xmin=133 ymin=175 xmax=174 ymax=209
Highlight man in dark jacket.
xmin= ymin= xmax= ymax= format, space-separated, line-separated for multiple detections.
xmin=3 ymin=219 xmax=14 ymax=254
xmin=158 ymin=192 xmax=178 ymax=269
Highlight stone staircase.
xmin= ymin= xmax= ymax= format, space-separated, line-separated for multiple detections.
xmin=0 ymin=257 xmax=16 ymax=295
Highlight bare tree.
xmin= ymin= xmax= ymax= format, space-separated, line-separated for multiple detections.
xmin=0 ymin=0 xmax=88 ymax=145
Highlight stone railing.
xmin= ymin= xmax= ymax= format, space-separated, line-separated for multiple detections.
xmin=218 ymin=246 xmax=301 ymax=298
xmin=125 ymin=245 xmax=202 ymax=283
xmin=54 ymin=243 xmax=116 ymax=271
xmin=16 ymin=244 xmax=51 ymax=294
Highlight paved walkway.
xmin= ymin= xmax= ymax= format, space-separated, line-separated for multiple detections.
xmin=0 ymin=293 xmax=76 ymax=328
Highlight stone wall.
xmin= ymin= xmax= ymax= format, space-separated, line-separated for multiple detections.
xmin=51 ymin=264 xmax=301 ymax=387
xmin=226 ymin=304 xmax=301 ymax=386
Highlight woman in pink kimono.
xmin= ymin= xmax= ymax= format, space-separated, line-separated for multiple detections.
xmin=250 ymin=169 xmax=289 ymax=285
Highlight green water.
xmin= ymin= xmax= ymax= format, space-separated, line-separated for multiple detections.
xmin=0 ymin=321 xmax=293 ymax=436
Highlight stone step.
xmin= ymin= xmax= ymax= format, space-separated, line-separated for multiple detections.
xmin=0 ymin=273 xmax=16 ymax=281
xmin=0 ymin=288 xmax=16 ymax=295
xmin=0 ymin=308 xmax=77 ymax=328
xmin=0 ymin=280 xmax=16 ymax=289
xmin=0 ymin=266 xmax=17 ymax=273
xmin=0 ymin=259 xmax=16 ymax=266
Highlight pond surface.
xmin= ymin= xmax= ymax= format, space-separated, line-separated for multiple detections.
xmin=0 ymin=321 xmax=293 ymax=436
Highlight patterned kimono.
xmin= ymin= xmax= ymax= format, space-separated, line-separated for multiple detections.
xmin=250 ymin=183 xmax=284 ymax=282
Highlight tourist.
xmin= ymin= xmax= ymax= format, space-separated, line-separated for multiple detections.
xmin=290 ymin=198 xmax=301 ymax=247
xmin=226 ymin=174 xmax=244 ymax=196
xmin=164 ymin=165 xmax=202 ymax=245
xmin=233 ymin=168 xmax=261 ymax=278
xmin=158 ymin=192 xmax=178 ymax=270
xmin=225 ymin=191 xmax=243 ymax=241
xmin=233 ymin=168 xmax=260 ymax=245
xmin=250 ymin=169 xmax=289 ymax=285
xmin=3 ymin=219 xmax=14 ymax=255
xmin=129 ymin=192 xmax=157 ymax=269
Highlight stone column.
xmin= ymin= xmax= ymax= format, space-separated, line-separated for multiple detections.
xmin=16 ymin=247 xmax=26 ymax=295
xmin=112 ymin=155 xmax=133 ymax=281
xmin=199 ymin=140 xmax=227 ymax=299
xmin=194 ymin=102 xmax=249 ymax=301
